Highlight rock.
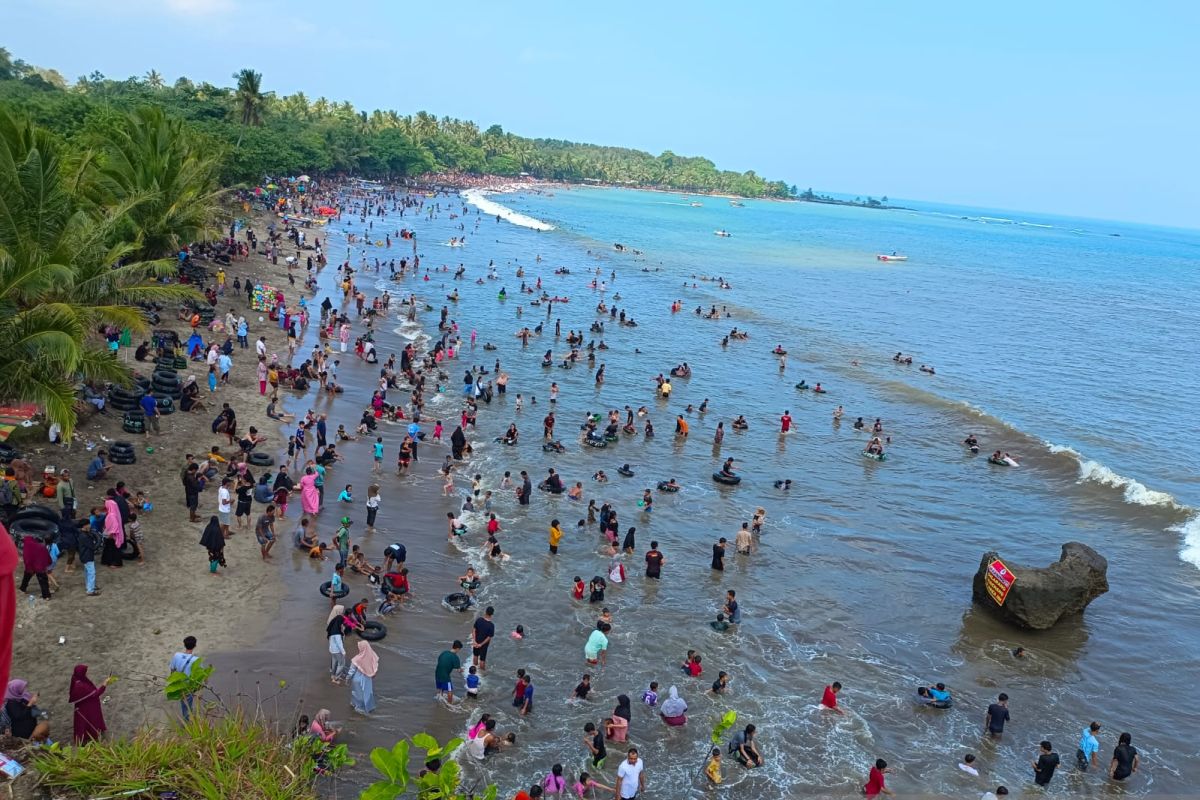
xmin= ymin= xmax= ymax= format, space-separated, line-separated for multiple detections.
xmin=972 ymin=542 xmax=1108 ymax=630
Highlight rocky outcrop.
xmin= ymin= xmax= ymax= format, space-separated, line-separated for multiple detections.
xmin=972 ymin=543 xmax=1108 ymax=630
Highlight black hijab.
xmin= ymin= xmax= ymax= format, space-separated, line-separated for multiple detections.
xmin=199 ymin=516 xmax=224 ymax=552
xmin=451 ymin=426 xmax=466 ymax=448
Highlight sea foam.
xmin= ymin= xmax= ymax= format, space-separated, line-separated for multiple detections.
xmin=461 ymin=189 xmax=555 ymax=231
xmin=1047 ymin=443 xmax=1200 ymax=569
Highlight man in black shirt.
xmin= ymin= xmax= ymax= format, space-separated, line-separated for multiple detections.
xmin=1032 ymin=740 xmax=1060 ymax=786
xmin=645 ymin=542 xmax=664 ymax=578
xmin=984 ymin=693 xmax=1011 ymax=739
xmin=711 ymin=537 xmax=727 ymax=571
xmin=472 ymin=606 xmax=496 ymax=672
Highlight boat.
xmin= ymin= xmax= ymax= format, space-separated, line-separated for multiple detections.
xmin=689 ymin=202 xmax=703 ymax=207
xmin=729 ymin=200 xmax=745 ymax=207
xmin=876 ymin=254 xmax=908 ymax=262
xmin=714 ymin=230 xmax=732 ymax=237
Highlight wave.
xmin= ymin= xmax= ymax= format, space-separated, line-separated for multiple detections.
xmin=461 ymin=189 xmax=555 ymax=231
xmin=1046 ymin=443 xmax=1200 ymax=570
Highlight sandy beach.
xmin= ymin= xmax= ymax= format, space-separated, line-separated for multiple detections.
xmin=8 ymin=204 xmax=309 ymax=734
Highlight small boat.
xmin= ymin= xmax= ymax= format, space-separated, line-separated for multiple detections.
xmin=729 ymin=200 xmax=745 ymax=207
xmin=714 ymin=230 xmax=732 ymax=237
xmin=689 ymin=202 xmax=703 ymax=207
xmin=877 ymin=254 xmax=908 ymax=262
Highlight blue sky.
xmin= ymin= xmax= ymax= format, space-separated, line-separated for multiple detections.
xmin=10 ymin=0 xmax=1199 ymax=227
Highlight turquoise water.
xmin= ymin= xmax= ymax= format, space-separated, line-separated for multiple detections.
xmin=324 ymin=186 xmax=1200 ymax=798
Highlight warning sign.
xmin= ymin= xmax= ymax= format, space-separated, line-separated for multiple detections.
xmin=984 ymin=559 xmax=1016 ymax=606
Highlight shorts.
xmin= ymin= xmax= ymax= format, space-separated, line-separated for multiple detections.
xmin=472 ymin=644 xmax=490 ymax=660
xmin=592 ymin=754 xmax=606 ymax=768
xmin=437 ymin=680 xmax=453 ymax=692
xmin=256 ymin=530 xmax=274 ymax=546
xmin=549 ymin=545 xmax=558 ymax=554
xmin=218 ymin=511 xmax=231 ymax=526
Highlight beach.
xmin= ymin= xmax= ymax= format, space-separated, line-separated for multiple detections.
xmin=7 ymin=178 xmax=1198 ymax=800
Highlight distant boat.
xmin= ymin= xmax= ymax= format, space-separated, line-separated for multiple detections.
xmin=714 ymin=230 xmax=732 ymax=237
xmin=876 ymin=254 xmax=908 ymax=262
xmin=729 ymin=200 xmax=745 ymax=207
xmin=689 ymin=202 xmax=703 ymax=207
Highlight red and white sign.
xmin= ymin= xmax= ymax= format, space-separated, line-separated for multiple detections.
xmin=984 ymin=559 xmax=1016 ymax=606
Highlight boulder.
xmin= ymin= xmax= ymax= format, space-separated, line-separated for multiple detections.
xmin=971 ymin=542 xmax=1108 ymax=630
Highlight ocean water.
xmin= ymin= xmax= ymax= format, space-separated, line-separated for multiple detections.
xmin=321 ymin=186 xmax=1200 ymax=798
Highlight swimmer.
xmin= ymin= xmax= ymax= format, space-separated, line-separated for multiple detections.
xmin=593 ymin=470 xmax=609 ymax=482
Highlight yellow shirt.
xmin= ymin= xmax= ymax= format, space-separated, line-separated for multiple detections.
xmin=705 ymin=758 xmax=722 ymax=784
xmin=549 ymin=526 xmax=563 ymax=547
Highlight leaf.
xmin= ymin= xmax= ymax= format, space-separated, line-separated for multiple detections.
xmin=360 ymin=782 xmax=404 ymax=800
xmin=711 ymin=709 xmax=738 ymax=744
xmin=368 ymin=748 xmax=403 ymax=785
xmin=410 ymin=731 xmax=438 ymax=753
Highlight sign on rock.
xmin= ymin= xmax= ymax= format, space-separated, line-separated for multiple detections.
xmin=984 ymin=558 xmax=1016 ymax=606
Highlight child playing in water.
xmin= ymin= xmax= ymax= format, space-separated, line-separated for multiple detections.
xmin=511 ymin=625 xmax=524 ymax=640
xmin=573 ymin=772 xmax=614 ymax=798
xmin=641 ymin=682 xmax=659 ymax=707
xmin=432 ymin=420 xmax=443 ymax=442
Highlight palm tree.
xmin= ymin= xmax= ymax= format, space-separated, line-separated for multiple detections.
xmin=85 ymin=106 xmax=227 ymax=260
xmin=144 ymin=69 xmax=164 ymax=89
xmin=232 ymin=68 xmax=265 ymax=147
xmin=0 ymin=111 xmax=151 ymax=435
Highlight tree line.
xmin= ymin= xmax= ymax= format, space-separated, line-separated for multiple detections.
xmin=0 ymin=48 xmax=794 ymax=198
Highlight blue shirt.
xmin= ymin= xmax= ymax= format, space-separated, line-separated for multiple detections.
xmin=373 ymin=443 xmax=384 ymax=459
xmin=315 ymin=465 xmax=326 ymax=487
xmin=237 ymin=320 xmax=248 ymax=336
xmin=1079 ymin=729 xmax=1099 ymax=760
xmin=140 ymin=394 xmax=158 ymax=417
xmin=218 ymin=354 xmax=232 ymax=374
xmin=929 ymin=687 xmax=951 ymax=702
xmin=466 ymin=674 xmax=480 ymax=690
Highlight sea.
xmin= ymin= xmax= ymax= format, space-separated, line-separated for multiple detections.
xmin=303 ymin=185 xmax=1200 ymax=799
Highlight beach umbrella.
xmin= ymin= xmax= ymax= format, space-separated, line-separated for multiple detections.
xmin=266 ymin=183 xmax=278 ymax=189
xmin=297 ymin=174 xmax=311 ymax=182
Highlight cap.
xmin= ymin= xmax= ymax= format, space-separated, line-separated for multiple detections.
xmin=341 ymin=516 xmax=352 ymax=524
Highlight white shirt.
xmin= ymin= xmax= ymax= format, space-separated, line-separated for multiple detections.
xmin=256 ymin=339 xmax=267 ymax=356
xmin=616 ymin=759 xmax=644 ymax=799
xmin=218 ymin=486 xmax=232 ymax=513
xmin=959 ymin=763 xmax=979 ymax=776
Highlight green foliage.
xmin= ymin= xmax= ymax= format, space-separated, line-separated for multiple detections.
xmin=0 ymin=46 xmax=793 ymax=197
xmin=365 ymin=733 xmax=496 ymax=800
xmin=711 ymin=709 xmax=738 ymax=744
xmin=32 ymin=711 xmax=331 ymax=800
xmin=163 ymin=657 xmax=215 ymax=702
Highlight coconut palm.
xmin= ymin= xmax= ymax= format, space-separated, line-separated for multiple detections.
xmin=86 ymin=106 xmax=226 ymax=260
xmin=0 ymin=109 xmax=199 ymax=434
xmin=232 ymin=68 xmax=265 ymax=147
xmin=144 ymin=69 xmax=164 ymax=89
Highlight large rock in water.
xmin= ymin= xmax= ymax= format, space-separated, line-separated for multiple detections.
xmin=972 ymin=543 xmax=1108 ymax=630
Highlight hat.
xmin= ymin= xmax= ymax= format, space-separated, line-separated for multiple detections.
xmin=341 ymin=516 xmax=352 ymax=525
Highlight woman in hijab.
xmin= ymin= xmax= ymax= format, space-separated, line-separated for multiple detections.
xmin=100 ymin=494 xmax=125 ymax=568
xmin=450 ymin=425 xmax=467 ymax=460
xmin=68 ymin=665 xmax=111 ymax=743
xmin=199 ymin=516 xmax=226 ymax=573
xmin=607 ymin=556 xmax=626 ymax=585
xmin=604 ymin=694 xmax=632 ymax=742
xmin=660 ymin=686 xmax=688 ymax=726
xmin=346 ymin=640 xmax=379 ymax=715
xmin=300 ymin=467 xmax=320 ymax=517
xmin=326 ymin=605 xmax=351 ymax=684
xmin=4 ymin=679 xmax=50 ymax=741
xmin=309 ymin=708 xmax=340 ymax=743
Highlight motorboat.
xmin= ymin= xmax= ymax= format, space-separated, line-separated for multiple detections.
xmin=876 ymin=254 xmax=908 ymax=262
xmin=714 ymin=229 xmax=732 ymax=237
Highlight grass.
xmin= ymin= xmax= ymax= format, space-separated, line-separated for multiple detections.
xmin=31 ymin=711 xmax=328 ymax=800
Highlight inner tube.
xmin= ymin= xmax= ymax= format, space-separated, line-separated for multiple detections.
xmin=917 ymin=691 xmax=953 ymax=709
xmin=583 ymin=439 xmax=607 ymax=449
xmin=772 ymin=349 xmax=787 ymax=355
xmin=617 ymin=467 xmax=635 ymax=477
xmin=542 ymin=442 xmax=565 ymax=453
xmin=538 ymin=483 xmax=565 ymax=494
xmin=794 ymin=383 xmax=808 ymax=390
xmin=483 ymin=344 xmax=497 ymax=350
xmin=541 ymin=360 xmax=553 ymax=368
xmin=444 ymin=592 xmax=474 ymax=612
xmin=656 ymin=482 xmax=680 ymax=493
xmin=12 ymin=505 xmax=61 ymax=524
xmin=862 ymin=451 xmax=887 ymax=462
xmin=712 ymin=472 xmax=742 ymax=485
xmin=732 ymin=422 xmax=748 ymax=430
xmin=604 ymin=434 xmax=618 ymax=442
xmin=987 ymin=457 xmax=1009 ymax=466
xmin=813 ymin=388 xmax=827 ymax=394
xmin=622 ymin=425 xmax=636 ymax=434
xmin=248 ymin=452 xmax=274 ymax=467
xmin=319 ymin=581 xmax=350 ymax=598
xmin=357 ymin=620 xmax=387 ymax=641
xmin=493 ymin=437 xmax=517 ymax=446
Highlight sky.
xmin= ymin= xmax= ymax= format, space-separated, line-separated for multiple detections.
xmin=9 ymin=0 xmax=1199 ymax=227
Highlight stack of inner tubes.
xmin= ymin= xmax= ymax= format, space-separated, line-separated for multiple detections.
xmin=109 ymin=440 xmax=138 ymax=465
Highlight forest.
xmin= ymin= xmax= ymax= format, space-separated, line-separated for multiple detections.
xmin=0 ymin=48 xmax=795 ymax=198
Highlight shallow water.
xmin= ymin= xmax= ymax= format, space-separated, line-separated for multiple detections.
xmin=264 ymin=187 xmax=1199 ymax=798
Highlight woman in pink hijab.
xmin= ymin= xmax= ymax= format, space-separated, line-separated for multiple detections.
xmin=346 ymin=640 xmax=378 ymax=715
xmin=300 ymin=466 xmax=320 ymax=517
xmin=100 ymin=493 xmax=125 ymax=568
